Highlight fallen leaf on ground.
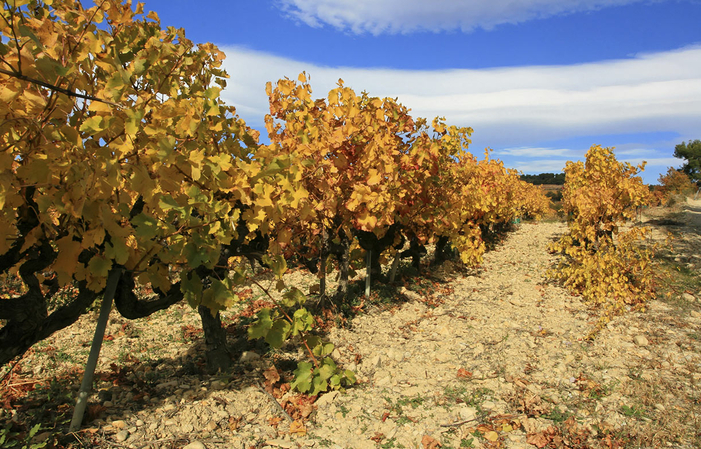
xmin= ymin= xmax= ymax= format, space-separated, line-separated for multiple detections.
xmin=289 ymin=420 xmax=306 ymax=436
xmin=371 ymin=432 xmax=385 ymax=442
xmin=457 ymin=368 xmax=473 ymax=379
xmin=421 ymin=435 xmax=442 ymax=448
xmin=527 ymin=432 xmax=550 ymax=448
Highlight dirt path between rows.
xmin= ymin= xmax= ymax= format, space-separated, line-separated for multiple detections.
xmin=3 ymin=205 xmax=701 ymax=449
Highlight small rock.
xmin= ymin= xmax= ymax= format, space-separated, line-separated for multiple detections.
xmin=183 ymin=441 xmax=206 ymax=449
xmin=633 ymin=335 xmax=649 ymax=346
xmin=239 ymin=351 xmax=261 ymax=363
xmin=181 ymin=423 xmax=194 ymax=433
xmin=482 ymin=401 xmax=496 ymax=411
xmin=458 ymin=406 xmax=478 ymax=421
xmin=316 ymin=390 xmax=339 ymax=407
xmin=210 ymin=380 xmax=227 ymax=391
xmin=156 ymin=380 xmax=178 ymax=390
xmin=265 ymin=439 xmax=293 ymax=448
xmin=399 ymin=287 xmax=422 ymax=302
xmin=111 ymin=420 xmax=126 ymax=430
xmin=135 ymin=420 xmax=144 ymax=427
xmin=31 ymin=431 xmax=51 ymax=444
xmin=114 ymin=430 xmax=129 ymax=443
xmin=682 ymin=293 xmax=695 ymax=302
xmin=205 ymin=421 xmax=218 ymax=432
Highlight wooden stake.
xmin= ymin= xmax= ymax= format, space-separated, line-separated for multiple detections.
xmin=365 ymin=250 xmax=371 ymax=298
xmin=69 ymin=269 xmax=122 ymax=432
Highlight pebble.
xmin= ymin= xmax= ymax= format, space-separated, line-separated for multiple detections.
xmin=114 ymin=430 xmax=129 ymax=443
xmin=239 ymin=351 xmax=261 ymax=363
xmin=316 ymin=390 xmax=339 ymax=407
xmin=264 ymin=440 xmax=293 ymax=448
xmin=183 ymin=442 xmax=206 ymax=449
xmin=633 ymin=335 xmax=649 ymax=346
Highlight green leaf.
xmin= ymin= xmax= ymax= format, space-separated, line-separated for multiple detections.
xmin=282 ymin=287 xmax=306 ymax=307
xmin=131 ymin=213 xmax=160 ymax=239
xmin=291 ymin=361 xmax=313 ymax=393
xmin=79 ymin=116 xmax=104 ymax=135
xmin=318 ymin=357 xmax=337 ymax=381
xmin=262 ymin=254 xmax=286 ymax=279
xmin=311 ymin=338 xmax=335 ymax=357
xmin=232 ymin=266 xmax=247 ymax=285
xmin=104 ymin=236 xmax=129 ymax=265
xmin=291 ymin=308 xmax=313 ymax=335
xmin=158 ymin=195 xmax=183 ymax=212
xmin=18 ymin=24 xmax=43 ymax=50
xmin=28 ymin=423 xmax=41 ymax=439
xmin=310 ymin=375 xmax=328 ymax=396
xmin=265 ymin=318 xmax=291 ymax=348
xmin=304 ymin=335 xmax=321 ymax=351
xmin=181 ymin=271 xmax=203 ymax=308
xmin=125 ymin=109 xmax=144 ymax=137
xmin=201 ymin=278 xmax=234 ymax=313
xmin=88 ymin=255 xmax=112 ymax=278
xmin=248 ymin=308 xmax=273 ymax=340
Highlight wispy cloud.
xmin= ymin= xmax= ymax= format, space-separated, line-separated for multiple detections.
xmin=276 ymin=0 xmax=646 ymax=35
xmin=219 ymin=45 xmax=701 ymax=152
xmin=511 ymin=160 xmax=572 ymax=174
xmin=512 ymin=156 xmax=681 ymax=175
xmin=495 ymin=147 xmax=581 ymax=158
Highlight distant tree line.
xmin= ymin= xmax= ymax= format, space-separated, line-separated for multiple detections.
xmin=520 ymin=172 xmax=566 ymax=185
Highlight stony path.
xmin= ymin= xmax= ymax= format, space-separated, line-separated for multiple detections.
xmin=311 ymin=222 xmax=593 ymax=448
xmin=3 ymin=218 xmax=701 ymax=449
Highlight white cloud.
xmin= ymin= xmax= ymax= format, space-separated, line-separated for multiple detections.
xmin=511 ymin=160 xmax=571 ymax=173
xmin=219 ymin=45 xmax=701 ymax=152
xmin=621 ymin=157 xmax=684 ymax=168
xmin=513 ymin=156 xmax=681 ymax=175
xmin=276 ymin=0 xmax=646 ymax=34
xmin=496 ymin=147 xmax=581 ymax=158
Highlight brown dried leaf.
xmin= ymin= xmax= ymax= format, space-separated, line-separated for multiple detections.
xmin=263 ymin=365 xmax=280 ymax=385
xmin=421 ymin=435 xmax=442 ymax=448
xmin=457 ymin=368 xmax=473 ymax=379
xmin=371 ymin=432 xmax=385 ymax=443
xmin=526 ymin=432 xmax=550 ymax=448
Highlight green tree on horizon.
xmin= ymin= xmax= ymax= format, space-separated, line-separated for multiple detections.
xmin=673 ymin=140 xmax=701 ymax=185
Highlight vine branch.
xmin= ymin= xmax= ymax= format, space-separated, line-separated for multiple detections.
xmin=0 ymin=67 xmax=119 ymax=106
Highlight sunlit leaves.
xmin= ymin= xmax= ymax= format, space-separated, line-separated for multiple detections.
xmin=1 ymin=0 xmax=264 ymax=294
xmin=550 ymin=145 xmax=654 ymax=330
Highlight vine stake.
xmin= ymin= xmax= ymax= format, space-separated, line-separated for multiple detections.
xmin=69 ymin=268 xmax=123 ymax=432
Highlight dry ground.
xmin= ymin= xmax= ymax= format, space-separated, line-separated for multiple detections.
xmin=1 ymin=199 xmax=700 ymax=449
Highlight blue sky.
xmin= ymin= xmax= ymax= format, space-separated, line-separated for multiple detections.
xmin=140 ymin=0 xmax=701 ymax=184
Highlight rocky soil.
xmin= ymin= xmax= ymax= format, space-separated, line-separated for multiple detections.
xmin=2 ymin=201 xmax=701 ymax=449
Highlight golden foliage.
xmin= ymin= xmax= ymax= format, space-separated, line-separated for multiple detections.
xmin=550 ymin=145 xmax=655 ymax=329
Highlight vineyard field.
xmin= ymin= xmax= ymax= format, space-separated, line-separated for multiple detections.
xmin=1 ymin=200 xmax=700 ymax=449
